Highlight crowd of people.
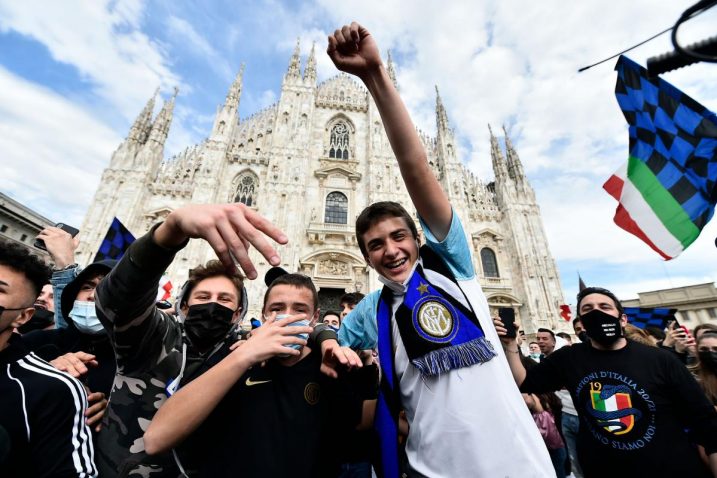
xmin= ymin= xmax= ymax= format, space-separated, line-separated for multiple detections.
xmin=1 ymin=22 xmax=717 ymax=478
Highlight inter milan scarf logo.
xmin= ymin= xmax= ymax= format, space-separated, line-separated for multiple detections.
xmin=379 ymin=245 xmax=496 ymax=377
xmin=374 ymin=246 xmax=496 ymax=477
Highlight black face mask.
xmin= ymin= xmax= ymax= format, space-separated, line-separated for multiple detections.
xmin=17 ymin=308 xmax=55 ymax=334
xmin=183 ymin=302 xmax=236 ymax=351
xmin=577 ymin=330 xmax=589 ymax=344
xmin=580 ymin=309 xmax=624 ymax=347
xmin=698 ymin=351 xmax=717 ymax=373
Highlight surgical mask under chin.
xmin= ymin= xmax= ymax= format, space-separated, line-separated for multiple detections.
xmin=184 ymin=302 xmax=235 ymax=351
xmin=580 ymin=309 xmax=623 ymax=347
xmin=272 ymin=314 xmax=311 ymax=357
xmin=529 ymin=352 xmax=541 ymax=361
xmin=70 ymin=301 xmax=105 ymax=335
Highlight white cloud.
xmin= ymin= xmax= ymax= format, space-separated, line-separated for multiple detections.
xmin=0 ymin=0 xmax=182 ymax=120
xmin=0 ymin=66 xmax=120 ymax=225
xmin=165 ymin=15 xmax=234 ymax=83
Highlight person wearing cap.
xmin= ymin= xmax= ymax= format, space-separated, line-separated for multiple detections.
xmin=88 ymin=202 xmax=329 ymax=477
xmin=495 ymin=286 xmax=717 ymax=477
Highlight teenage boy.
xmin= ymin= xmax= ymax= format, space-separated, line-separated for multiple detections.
xmin=340 ymin=292 xmax=365 ymax=319
xmin=326 ymin=22 xmax=554 ymax=477
xmin=143 ymin=273 xmax=376 ymax=477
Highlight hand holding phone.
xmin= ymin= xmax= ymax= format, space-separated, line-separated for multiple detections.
xmin=498 ymin=307 xmax=517 ymax=339
xmin=34 ymin=223 xmax=79 ymax=251
xmin=34 ymin=224 xmax=80 ymax=269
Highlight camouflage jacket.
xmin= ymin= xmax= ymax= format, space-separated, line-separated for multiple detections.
xmin=94 ymin=228 xmax=186 ymax=477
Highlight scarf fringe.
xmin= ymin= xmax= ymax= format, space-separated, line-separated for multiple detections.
xmin=411 ymin=336 xmax=496 ymax=377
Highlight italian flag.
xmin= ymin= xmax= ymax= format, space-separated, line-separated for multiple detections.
xmin=604 ymin=156 xmax=701 ymax=260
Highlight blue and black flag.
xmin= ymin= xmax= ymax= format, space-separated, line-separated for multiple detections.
xmin=604 ymin=56 xmax=717 ymax=259
xmin=624 ymin=307 xmax=677 ymax=330
xmin=94 ymin=217 xmax=136 ymax=262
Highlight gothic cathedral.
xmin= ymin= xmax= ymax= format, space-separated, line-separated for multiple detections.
xmin=76 ymin=42 xmax=567 ymax=333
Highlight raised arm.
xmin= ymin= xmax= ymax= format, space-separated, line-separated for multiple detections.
xmin=327 ymin=23 xmax=452 ymax=240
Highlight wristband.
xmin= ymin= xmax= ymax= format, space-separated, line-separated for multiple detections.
xmin=309 ymin=323 xmax=338 ymax=347
xmin=52 ymin=263 xmax=78 ymax=272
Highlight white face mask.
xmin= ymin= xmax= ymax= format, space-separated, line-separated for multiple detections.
xmin=69 ymin=301 xmax=104 ymax=335
xmin=270 ymin=314 xmax=311 ymax=356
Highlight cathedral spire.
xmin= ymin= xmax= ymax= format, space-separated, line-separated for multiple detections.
xmin=304 ymin=42 xmax=316 ymax=83
xmin=435 ymin=86 xmax=450 ymax=133
xmin=225 ymin=63 xmax=245 ymax=109
xmin=286 ymin=38 xmax=301 ymax=80
xmin=148 ymin=87 xmax=178 ymax=146
xmin=489 ymin=124 xmax=508 ymax=181
xmin=386 ymin=50 xmax=398 ymax=88
xmin=503 ymin=124 xmax=526 ymax=181
xmin=128 ymin=87 xmax=158 ymax=144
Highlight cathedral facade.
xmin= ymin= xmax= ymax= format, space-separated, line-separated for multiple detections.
xmin=76 ymin=42 xmax=567 ymax=333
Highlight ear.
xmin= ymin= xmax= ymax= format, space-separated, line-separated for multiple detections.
xmin=12 ymin=307 xmax=35 ymax=328
xmin=180 ymin=303 xmax=189 ymax=317
xmin=231 ymin=307 xmax=242 ymax=324
xmin=619 ymin=313 xmax=628 ymax=327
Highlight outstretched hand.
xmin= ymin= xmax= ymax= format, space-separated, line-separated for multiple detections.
xmin=320 ymin=339 xmax=363 ymax=379
xmin=327 ymin=22 xmax=382 ymax=79
xmin=50 ymin=352 xmax=98 ymax=378
xmin=154 ymin=203 xmax=288 ymax=280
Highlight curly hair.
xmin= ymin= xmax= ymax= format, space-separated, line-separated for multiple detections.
xmin=0 ymin=240 xmax=51 ymax=299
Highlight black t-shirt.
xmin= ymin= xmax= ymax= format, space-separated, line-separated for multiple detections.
xmin=179 ymin=348 xmax=365 ymax=478
xmin=521 ymin=341 xmax=717 ymax=478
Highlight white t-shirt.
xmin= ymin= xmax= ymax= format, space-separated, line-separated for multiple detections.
xmin=341 ymin=213 xmax=555 ymax=477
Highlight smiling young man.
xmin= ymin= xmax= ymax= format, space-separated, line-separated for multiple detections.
xmin=496 ymin=286 xmax=717 ymax=477
xmin=326 ymin=22 xmax=554 ymax=477
xmin=143 ymin=273 xmax=376 ymax=477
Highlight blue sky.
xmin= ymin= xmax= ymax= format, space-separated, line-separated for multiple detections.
xmin=1 ymin=0 xmax=716 ymax=305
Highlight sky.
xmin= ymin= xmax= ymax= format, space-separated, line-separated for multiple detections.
xmin=1 ymin=0 xmax=716 ymax=305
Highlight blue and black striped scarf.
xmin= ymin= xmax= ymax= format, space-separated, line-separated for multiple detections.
xmin=374 ymin=246 xmax=496 ymax=477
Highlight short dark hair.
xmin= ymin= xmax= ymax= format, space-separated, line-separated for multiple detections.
xmin=644 ymin=326 xmax=666 ymax=341
xmin=556 ymin=332 xmax=571 ymax=340
xmin=182 ymin=260 xmax=244 ymax=307
xmin=572 ymin=317 xmax=582 ymax=326
xmin=528 ymin=341 xmax=539 ymax=347
xmin=576 ymin=286 xmax=624 ymax=317
xmin=355 ymin=201 xmax=418 ymax=259
xmin=537 ymin=328 xmax=555 ymax=339
xmin=0 ymin=241 xmax=51 ymax=300
xmin=263 ymin=273 xmax=318 ymax=311
xmin=322 ymin=310 xmax=342 ymax=321
xmin=340 ymin=292 xmax=365 ymax=307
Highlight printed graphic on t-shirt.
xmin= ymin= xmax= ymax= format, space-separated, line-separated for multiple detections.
xmin=576 ymin=371 xmax=656 ymax=451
